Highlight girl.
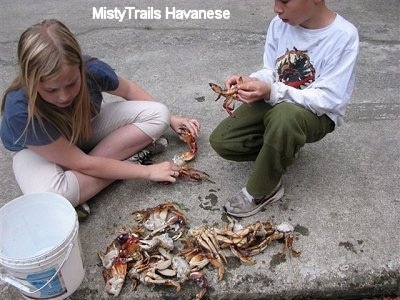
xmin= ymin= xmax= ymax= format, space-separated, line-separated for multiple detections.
xmin=0 ymin=19 xmax=200 ymax=213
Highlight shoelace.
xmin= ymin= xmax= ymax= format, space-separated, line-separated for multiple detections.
xmin=129 ymin=150 xmax=153 ymax=165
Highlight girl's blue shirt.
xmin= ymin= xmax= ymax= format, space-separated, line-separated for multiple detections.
xmin=0 ymin=56 xmax=119 ymax=151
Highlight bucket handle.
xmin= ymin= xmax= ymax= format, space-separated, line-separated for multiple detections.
xmin=0 ymin=242 xmax=74 ymax=295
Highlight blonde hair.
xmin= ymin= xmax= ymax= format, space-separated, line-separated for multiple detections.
xmin=1 ymin=19 xmax=95 ymax=144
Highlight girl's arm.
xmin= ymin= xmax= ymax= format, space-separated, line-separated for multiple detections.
xmin=108 ymin=76 xmax=154 ymax=101
xmin=28 ymin=136 xmax=179 ymax=182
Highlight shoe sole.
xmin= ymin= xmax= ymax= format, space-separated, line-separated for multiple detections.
xmin=224 ymin=184 xmax=285 ymax=218
xmin=76 ymin=203 xmax=90 ymax=221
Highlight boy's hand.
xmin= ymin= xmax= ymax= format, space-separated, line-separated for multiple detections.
xmin=237 ymin=80 xmax=271 ymax=104
xmin=225 ymin=76 xmax=270 ymax=104
xmin=225 ymin=75 xmax=245 ymax=89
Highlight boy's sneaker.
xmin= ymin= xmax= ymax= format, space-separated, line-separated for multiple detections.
xmin=126 ymin=136 xmax=169 ymax=165
xmin=75 ymin=203 xmax=90 ymax=222
xmin=224 ymin=181 xmax=284 ymax=218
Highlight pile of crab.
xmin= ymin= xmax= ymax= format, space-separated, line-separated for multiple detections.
xmin=98 ymin=203 xmax=300 ymax=299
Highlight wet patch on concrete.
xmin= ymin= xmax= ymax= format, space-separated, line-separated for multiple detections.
xmin=294 ymin=224 xmax=310 ymax=236
xmin=339 ymin=241 xmax=358 ymax=254
xmin=205 ymin=192 xmax=218 ymax=206
xmin=225 ymin=255 xmax=242 ymax=270
xmin=339 ymin=239 xmax=365 ymax=254
xmin=195 ymin=95 xmax=205 ymax=102
xmin=357 ymin=240 xmax=365 ymax=253
xmin=279 ymin=198 xmax=290 ymax=211
xmin=269 ymin=253 xmax=287 ymax=270
xmin=221 ymin=213 xmax=230 ymax=224
xmin=199 ymin=189 xmax=221 ymax=212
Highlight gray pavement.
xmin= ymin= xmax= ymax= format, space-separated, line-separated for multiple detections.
xmin=0 ymin=0 xmax=399 ymax=299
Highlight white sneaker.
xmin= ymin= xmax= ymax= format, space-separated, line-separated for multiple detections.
xmin=224 ymin=181 xmax=284 ymax=218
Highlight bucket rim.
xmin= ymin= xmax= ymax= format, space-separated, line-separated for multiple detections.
xmin=0 ymin=192 xmax=78 ymax=264
xmin=0 ymin=220 xmax=79 ymax=267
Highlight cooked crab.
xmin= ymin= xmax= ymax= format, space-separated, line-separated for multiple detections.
xmin=102 ymin=257 xmax=127 ymax=296
xmin=178 ymin=126 xmax=197 ymax=162
xmin=132 ymin=202 xmax=187 ymax=237
xmin=173 ymin=155 xmax=214 ymax=183
xmin=209 ymin=76 xmax=243 ymax=117
xmin=100 ymin=203 xmax=301 ymax=300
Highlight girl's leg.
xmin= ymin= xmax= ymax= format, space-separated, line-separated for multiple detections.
xmin=75 ymin=100 xmax=170 ymax=201
xmin=82 ymin=100 xmax=170 ymax=159
xmin=13 ymin=149 xmax=112 ymax=206
xmin=13 ymin=100 xmax=171 ymax=205
xmin=13 ymin=149 xmax=82 ymax=207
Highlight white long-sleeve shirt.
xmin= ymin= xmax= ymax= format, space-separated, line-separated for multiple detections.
xmin=250 ymin=14 xmax=359 ymax=126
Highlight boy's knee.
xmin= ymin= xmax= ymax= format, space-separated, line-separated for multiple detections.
xmin=265 ymin=103 xmax=305 ymax=133
xmin=209 ymin=130 xmax=225 ymax=154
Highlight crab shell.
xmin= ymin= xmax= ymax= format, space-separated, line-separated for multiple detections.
xmin=276 ymin=222 xmax=294 ymax=233
xmin=172 ymin=155 xmax=186 ymax=167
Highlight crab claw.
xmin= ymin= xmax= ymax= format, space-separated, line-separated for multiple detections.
xmin=209 ymin=83 xmax=224 ymax=97
xmin=103 ymin=258 xmax=127 ymax=296
xmin=190 ymin=271 xmax=208 ymax=300
xmin=178 ymin=126 xmax=197 ymax=162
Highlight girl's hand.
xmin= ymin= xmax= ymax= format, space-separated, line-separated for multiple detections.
xmin=170 ymin=115 xmax=200 ymax=138
xmin=147 ymin=161 xmax=180 ymax=183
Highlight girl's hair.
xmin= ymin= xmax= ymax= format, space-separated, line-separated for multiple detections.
xmin=1 ymin=19 xmax=95 ymax=144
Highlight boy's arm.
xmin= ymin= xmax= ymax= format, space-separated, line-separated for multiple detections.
xmin=247 ymin=16 xmax=359 ymax=125
xmin=268 ymin=40 xmax=359 ymax=125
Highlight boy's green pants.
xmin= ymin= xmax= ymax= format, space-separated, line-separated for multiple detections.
xmin=209 ymin=101 xmax=335 ymax=198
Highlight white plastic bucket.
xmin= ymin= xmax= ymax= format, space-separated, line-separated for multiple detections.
xmin=0 ymin=192 xmax=85 ymax=299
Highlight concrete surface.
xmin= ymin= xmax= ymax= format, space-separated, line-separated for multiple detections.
xmin=0 ymin=0 xmax=399 ymax=299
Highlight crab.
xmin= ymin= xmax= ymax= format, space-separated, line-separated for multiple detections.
xmin=231 ymin=221 xmax=301 ymax=260
xmin=139 ymin=233 xmax=175 ymax=252
xmin=128 ymin=249 xmax=181 ymax=292
xmin=212 ymin=217 xmax=300 ymax=264
xmin=173 ymin=155 xmax=214 ymax=183
xmin=98 ymin=232 xmax=142 ymax=296
xmin=178 ymin=126 xmax=197 ymax=162
xmin=275 ymin=223 xmax=301 ymax=258
xmin=189 ymin=271 xmax=209 ymax=300
xmin=173 ymin=126 xmax=214 ymax=184
xmin=209 ymin=76 xmax=243 ymax=117
xmin=186 ymin=227 xmax=226 ymax=281
xmin=99 ymin=203 xmax=301 ymax=300
xmin=102 ymin=257 xmax=127 ymax=296
xmin=176 ymin=242 xmax=212 ymax=298
xmin=132 ymin=202 xmax=187 ymax=238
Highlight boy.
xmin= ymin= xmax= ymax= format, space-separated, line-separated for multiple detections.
xmin=209 ymin=0 xmax=359 ymax=217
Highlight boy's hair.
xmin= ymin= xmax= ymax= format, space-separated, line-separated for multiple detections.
xmin=1 ymin=19 xmax=95 ymax=144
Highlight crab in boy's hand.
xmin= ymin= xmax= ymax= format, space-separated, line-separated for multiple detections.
xmin=209 ymin=76 xmax=243 ymax=117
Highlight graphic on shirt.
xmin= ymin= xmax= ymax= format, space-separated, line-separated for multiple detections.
xmin=275 ymin=47 xmax=315 ymax=89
